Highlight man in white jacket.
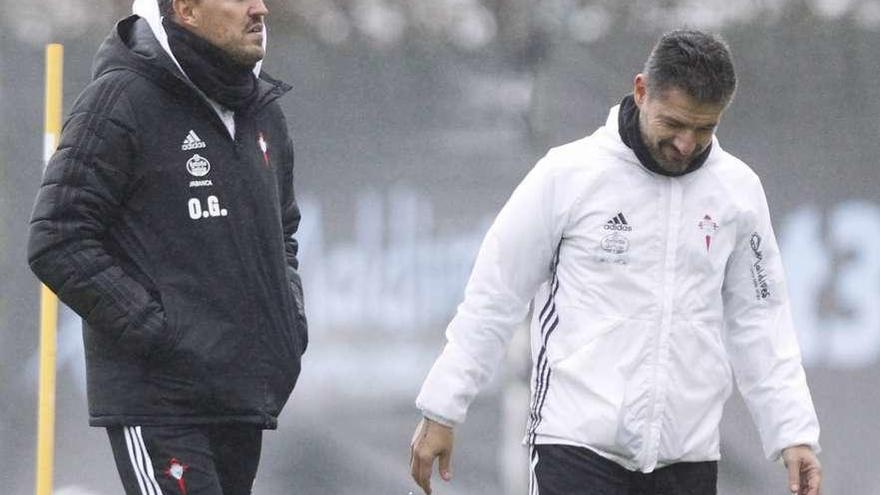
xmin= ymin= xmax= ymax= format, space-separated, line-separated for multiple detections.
xmin=410 ymin=30 xmax=821 ymax=495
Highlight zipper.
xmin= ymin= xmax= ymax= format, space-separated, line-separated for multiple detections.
xmin=644 ymin=176 xmax=682 ymax=470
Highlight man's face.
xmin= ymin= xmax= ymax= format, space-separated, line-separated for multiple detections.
xmin=633 ymin=74 xmax=727 ymax=173
xmin=176 ymin=0 xmax=268 ymax=67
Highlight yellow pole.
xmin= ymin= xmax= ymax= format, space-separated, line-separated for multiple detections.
xmin=36 ymin=43 xmax=63 ymax=495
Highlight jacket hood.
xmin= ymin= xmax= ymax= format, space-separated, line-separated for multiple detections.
xmin=92 ymin=15 xmax=290 ymax=109
xmin=92 ymin=15 xmax=184 ymax=86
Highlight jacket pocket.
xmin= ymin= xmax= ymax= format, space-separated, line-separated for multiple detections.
xmin=140 ymin=289 xmax=185 ymax=364
xmin=288 ymin=270 xmax=308 ymax=355
xmin=107 ymin=285 xmax=179 ymax=361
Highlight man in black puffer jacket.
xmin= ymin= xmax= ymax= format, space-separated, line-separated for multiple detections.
xmin=27 ymin=0 xmax=306 ymax=492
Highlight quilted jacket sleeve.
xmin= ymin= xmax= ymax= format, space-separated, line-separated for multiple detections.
xmin=721 ymin=176 xmax=820 ymax=460
xmin=27 ymin=73 xmax=171 ymax=358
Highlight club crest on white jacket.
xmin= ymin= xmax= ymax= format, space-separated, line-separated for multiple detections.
xmin=416 ymin=104 xmax=820 ymax=473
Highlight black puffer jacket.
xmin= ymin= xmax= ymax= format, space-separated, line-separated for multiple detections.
xmin=27 ymin=15 xmax=306 ymax=428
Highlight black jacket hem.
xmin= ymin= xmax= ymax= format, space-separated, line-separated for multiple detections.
xmin=89 ymin=414 xmax=279 ymax=429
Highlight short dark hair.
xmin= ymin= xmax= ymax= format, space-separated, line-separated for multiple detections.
xmin=158 ymin=0 xmax=173 ymax=19
xmin=643 ymin=30 xmax=737 ymax=105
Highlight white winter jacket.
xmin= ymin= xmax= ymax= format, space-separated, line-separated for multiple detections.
xmin=416 ymin=104 xmax=820 ymax=472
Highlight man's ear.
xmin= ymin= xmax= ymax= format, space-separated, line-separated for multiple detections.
xmin=173 ymin=0 xmax=199 ymax=27
xmin=633 ymin=73 xmax=648 ymax=108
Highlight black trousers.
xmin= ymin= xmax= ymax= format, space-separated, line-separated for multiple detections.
xmin=106 ymin=424 xmax=263 ymax=495
xmin=531 ymin=444 xmax=717 ymax=495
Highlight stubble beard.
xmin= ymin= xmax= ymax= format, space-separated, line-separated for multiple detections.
xmin=656 ymin=142 xmax=692 ymax=173
xmin=227 ymin=43 xmax=264 ymax=69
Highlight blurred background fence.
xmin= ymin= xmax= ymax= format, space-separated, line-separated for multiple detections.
xmin=2 ymin=0 xmax=879 ymax=493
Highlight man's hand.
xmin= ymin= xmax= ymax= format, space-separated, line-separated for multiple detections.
xmin=782 ymin=445 xmax=822 ymax=495
xmin=410 ymin=417 xmax=454 ymax=494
